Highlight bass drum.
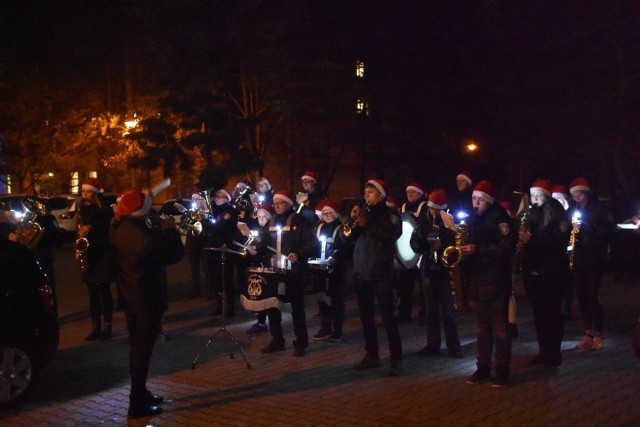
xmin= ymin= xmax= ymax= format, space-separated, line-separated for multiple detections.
xmin=394 ymin=212 xmax=420 ymax=270
xmin=240 ymin=267 xmax=291 ymax=313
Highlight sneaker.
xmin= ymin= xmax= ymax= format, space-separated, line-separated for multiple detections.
xmin=491 ymin=374 xmax=509 ymax=388
xmin=246 ymin=322 xmax=268 ymax=334
xmin=465 ymin=369 xmax=491 ymax=385
xmin=591 ymin=335 xmax=603 ymax=351
xmin=325 ymin=334 xmax=343 ymax=343
xmin=387 ymin=359 xmax=403 ymax=376
xmin=575 ymin=335 xmax=594 ymax=349
xmin=311 ymin=328 xmax=332 ymax=341
xmin=261 ymin=341 xmax=285 ymax=353
xmin=354 ymin=354 xmax=380 ymax=370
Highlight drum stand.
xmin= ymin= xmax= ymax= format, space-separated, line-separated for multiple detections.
xmin=192 ymin=244 xmax=252 ymax=370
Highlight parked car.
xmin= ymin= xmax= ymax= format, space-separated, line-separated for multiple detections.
xmin=0 ymin=239 xmax=59 ymax=407
xmin=0 ymin=194 xmax=68 ymax=241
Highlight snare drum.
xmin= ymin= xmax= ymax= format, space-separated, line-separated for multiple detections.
xmin=305 ymin=258 xmax=332 ymax=294
xmin=240 ymin=267 xmax=290 ymax=313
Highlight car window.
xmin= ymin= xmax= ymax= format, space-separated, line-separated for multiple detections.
xmin=43 ymin=197 xmax=67 ymax=211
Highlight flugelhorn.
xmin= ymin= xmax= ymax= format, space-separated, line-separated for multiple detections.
xmin=340 ymin=203 xmax=371 ymax=237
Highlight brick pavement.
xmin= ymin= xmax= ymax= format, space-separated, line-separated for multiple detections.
xmin=1 ymin=248 xmax=639 ymax=426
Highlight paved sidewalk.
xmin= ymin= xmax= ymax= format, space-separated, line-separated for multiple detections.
xmin=1 ymin=247 xmax=639 ymax=426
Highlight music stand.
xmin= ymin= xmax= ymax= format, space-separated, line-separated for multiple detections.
xmin=192 ymin=244 xmax=252 ymax=370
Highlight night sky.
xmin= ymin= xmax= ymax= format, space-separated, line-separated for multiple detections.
xmin=1 ymin=1 xmax=639 ymax=196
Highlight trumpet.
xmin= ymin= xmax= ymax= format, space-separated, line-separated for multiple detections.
xmin=340 ymin=203 xmax=371 ymax=237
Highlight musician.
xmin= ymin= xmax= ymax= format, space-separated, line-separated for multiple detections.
xmin=310 ymin=199 xmax=347 ymax=342
xmin=203 ymin=189 xmax=238 ymax=317
xmin=461 ymin=180 xmax=516 ymax=387
xmin=568 ymin=177 xmax=615 ymax=350
xmin=77 ymin=178 xmax=116 ymax=341
xmin=296 ymin=170 xmax=327 ymax=224
xmin=185 ymin=192 xmax=209 ymax=299
xmin=396 ymin=181 xmax=428 ymax=323
xmin=259 ymin=190 xmax=318 ymax=357
xmin=245 ymin=203 xmax=273 ymax=334
xmin=255 ymin=176 xmax=274 ymax=206
xmin=552 ymin=184 xmax=570 ymax=211
xmin=410 ymin=189 xmax=462 ymax=358
xmin=343 ymin=178 xmax=404 ymax=376
xmin=231 ymin=181 xmax=257 ymax=307
xmin=449 ymin=171 xmax=474 ymax=215
xmin=110 ymin=188 xmax=184 ymax=419
xmin=518 ymin=179 xmax=570 ymax=367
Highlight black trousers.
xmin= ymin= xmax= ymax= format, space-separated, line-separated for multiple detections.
xmin=355 ymin=278 xmax=403 ymax=360
xmin=266 ymin=291 xmax=308 ymax=350
xmin=125 ymin=309 xmax=162 ymax=405
xmin=86 ymin=282 xmax=113 ymax=325
xmin=523 ymin=271 xmax=564 ymax=362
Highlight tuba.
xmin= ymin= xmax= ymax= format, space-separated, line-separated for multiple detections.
xmin=441 ymin=211 xmax=471 ymax=316
xmin=15 ymin=197 xmax=47 ymax=248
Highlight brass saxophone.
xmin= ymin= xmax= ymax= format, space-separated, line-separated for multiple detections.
xmin=75 ymin=213 xmax=89 ymax=273
xmin=568 ymin=211 xmax=581 ymax=270
xmin=442 ymin=218 xmax=471 ymax=316
xmin=514 ymin=211 xmax=528 ymax=272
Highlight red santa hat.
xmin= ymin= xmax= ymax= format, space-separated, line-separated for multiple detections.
xmin=530 ymin=179 xmax=553 ymax=197
xmin=367 ymin=178 xmax=388 ymax=199
xmin=216 ymin=189 xmax=232 ymax=202
xmin=256 ymin=203 xmax=273 ymax=219
xmin=472 ymin=180 xmax=497 ymax=204
xmin=405 ymin=181 xmax=425 ymax=195
xmin=569 ymin=177 xmax=590 ymax=195
xmin=301 ymin=170 xmax=317 ymax=183
xmin=456 ymin=171 xmax=473 ymax=186
xmin=551 ymin=184 xmax=568 ymax=197
xmin=82 ymin=177 xmax=103 ymax=194
xmin=115 ymin=189 xmax=152 ymax=220
xmin=386 ymin=195 xmax=398 ymax=210
xmin=273 ymin=190 xmax=294 ymax=206
xmin=499 ymin=200 xmax=513 ymax=217
xmin=427 ymin=188 xmax=447 ymax=210
xmin=317 ymin=199 xmax=340 ymax=218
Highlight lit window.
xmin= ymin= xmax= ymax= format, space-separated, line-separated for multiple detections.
xmin=89 ymin=171 xmax=97 ymax=178
xmin=356 ymin=98 xmax=369 ymax=116
xmin=356 ymin=60 xmax=365 ymax=78
xmin=70 ymin=172 xmax=79 ymax=194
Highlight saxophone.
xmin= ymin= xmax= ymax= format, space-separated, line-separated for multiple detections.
xmin=442 ymin=217 xmax=471 ymax=316
xmin=75 ymin=211 xmax=90 ymax=273
xmin=514 ymin=211 xmax=528 ymax=272
xmin=568 ymin=211 xmax=581 ymax=270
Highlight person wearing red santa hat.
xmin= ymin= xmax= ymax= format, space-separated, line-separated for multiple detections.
xmin=309 ymin=199 xmax=348 ymax=342
xmin=568 ymin=177 xmax=615 ymax=351
xmin=410 ymin=188 xmax=462 ymax=358
xmin=296 ymin=170 xmax=328 ymax=224
xmin=110 ymin=188 xmax=184 ymax=419
xmin=256 ymin=176 xmax=275 ymax=206
xmin=202 ymin=188 xmax=239 ymax=317
xmin=462 ymin=180 xmax=517 ymax=387
xmin=343 ymin=178 xmax=404 ymax=376
xmin=259 ymin=190 xmax=318 ymax=357
xmin=396 ymin=181 xmax=429 ymax=323
xmin=518 ymin=179 xmax=570 ymax=367
xmin=551 ymin=184 xmax=570 ymax=211
xmin=449 ymin=171 xmax=474 ymax=216
xmin=245 ymin=203 xmax=275 ymax=335
xmin=77 ymin=177 xmax=117 ymax=342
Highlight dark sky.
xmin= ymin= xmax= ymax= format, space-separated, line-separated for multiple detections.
xmin=1 ymin=1 xmax=639 ymax=193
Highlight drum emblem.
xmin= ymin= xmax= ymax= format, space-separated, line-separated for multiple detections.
xmin=247 ymin=274 xmax=264 ymax=297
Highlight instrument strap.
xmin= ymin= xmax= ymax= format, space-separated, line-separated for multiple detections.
xmin=402 ymin=201 xmax=427 ymax=218
xmin=315 ymin=222 xmax=339 ymax=243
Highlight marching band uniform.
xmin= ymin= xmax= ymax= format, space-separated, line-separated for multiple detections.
xmin=396 ymin=181 xmax=429 ymax=323
xmin=345 ymin=179 xmax=404 ymax=376
xmin=110 ymin=189 xmax=184 ymax=419
xmin=256 ymin=176 xmax=275 ymax=206
xmin=202 ymin=189 xmax=238 ymax=317
xmin=246 ymin=203 xmax=274 ymax=334
xmin=185 ymin=193 xmax=209 ymax=299
xmin=568 ymin=177 xmax=615 ymax=350
xmin=310 ymin=199 xmax=347 ymax=342
xmin=297 ymin=170 xmax=327 ymax=225
xmin=499 ymin=199 xmax=519 ymax=339
xmin=520 ymin=179 xmax=570 ymax=367
xmin=261 ymin=190 xmax=318 ymax=357
xmin=462 ymin=180 xmax=516 ymax=387
xmin=410 ymin=189 xmax=462 ymax=358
